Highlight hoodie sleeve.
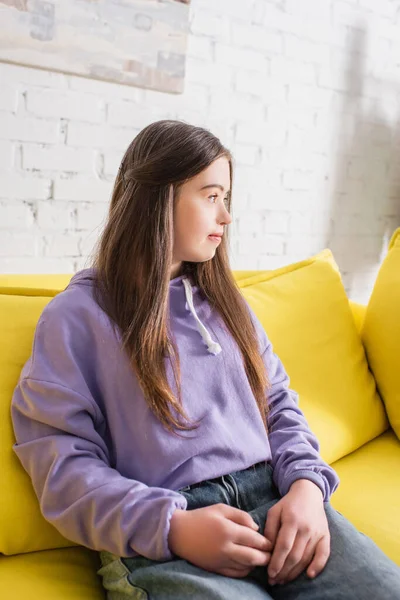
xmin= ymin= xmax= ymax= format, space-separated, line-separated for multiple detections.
xmin=244 ymin=301 xmax=340 ymax=502
xmin=262 ymin=335 xmax=340 ymax=502
xmin=10 ymin=304 xmax=187 ymax=561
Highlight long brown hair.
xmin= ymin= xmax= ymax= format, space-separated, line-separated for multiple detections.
xmin=91 ymin=120 xmax=271 ymax=437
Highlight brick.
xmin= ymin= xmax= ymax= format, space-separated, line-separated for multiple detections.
xmin=259 ymin=6 xmax=304 ymax=35
xmin=256 ymin=234 xmax=285 ymax=255
xmin=36 ymin=200 xmax=76 ymax=230
xmin=286 ymin=128 xmax=319 ymax=153
xmin=23 ymin=144 xmax=94 ymax=173
xmin=190 ymin=12 xmax=230 ymax=42
xmin=286 ymin=0 xmax=331 ymax=20
xmin=359 ymin=0 xmax=396 ymax=17
xmin=238 ymin=234 xmax=284 ymax=256
xmin=0 ymin=86 xmax=18 ymax=112
xmin=270 ymin=57 xmax=316 ymax=85
xmin=232 ymin=254 xmax=259 ymax=270
xmin=68 ymin=75 xmax=144 ymax=102
xmin=144 ymin=82 xmax=208 ymax=111
xmin=0 ymin=174 xmax=51 ymax=200
xmin=107 ymin=101 xmax=165 ymax=128
xmin=233 ymin=144 xmax=259 ymax=166
xmin=0 ymin=113 xmax=59 ymax=143
xmin=0 ymin=141 xmax=14 ymax=168
xmin=204 ymin=118 xmax=235 ymax=148
xmin=0 ymin=231 xmax=37 ymax=257
xmin=210 ymin=93 xmax=264 ymax=122
xmin=333 ymin=2 xmax=364 ymax=26
xmin=53 ymin=176 xmax=113 ymax=202
xmin=215 ymin=43 xmax=269 ymax=72
xmin=195 ymin=0 xmax=253 ymax=20
xmin=235 ymin=70 xmax=286 ymax=102
xmin=288 ymin=212 xmax=313 ymax=235
xmin=285 ymin=235 xmax=325 ymax=256
xmin=237 ymin=213 xmax=264 ymax=235
xmin=287 ymin=84 xmax=332 ymax=108
xmin=103 ymin=152 xmax=123 ymax=177
xmin=44 ymin=233 xmax=81 ymax=257
xmin=0 ymin=62 xmax=68 ymax=89
xmin=80 ymin=228 xmax=100 ymax=257
xmin=284 ymin=36 xmax=330 ymax=66
xmin=231 ymin=23 xmax=283 ymax=54
xmin=252 ymin=0 xmax=266 ymax=25
xmin=186 ymin=57 xmax=233 ymax=88
xmin=66 ymin=121 xmax=139 ymax=150
xmin=236 ymin=122 xmax=272 ymax=145
xmin=267 ymin=105 xmax=315 ymax=130
xmin=187 ymin=36 xmax=214 ymax=61
xmin=235 ymin=166 xmax=270 ymax=194
xmin=0 ymin=256 xmax=74 ymax=273
xmin=283 ymin=170 xmax=315 ymax=191
xmin=76 ymin=203 xmax=108 ymax=230
xmin=251 ymin=189 xmax=314 ymax=212
xmin=26 ymin=89 xmax=104 ymax=123
xmin=257 ymin=255 xmax=288 ymax=270
xmin=264 ymin=212 xmax=289 ymax=234
xmin=0 ymin=201 xmax=35 ymax=228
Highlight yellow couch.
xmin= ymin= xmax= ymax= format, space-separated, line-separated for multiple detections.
xmin=1 ymin=235 xmax=400 ymax=599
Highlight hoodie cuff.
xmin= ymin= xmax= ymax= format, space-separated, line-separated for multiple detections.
xmin=162 ymin=496 xmax=188 ymax=561
xmin=280 ymin=470 xmax=327 ymax=501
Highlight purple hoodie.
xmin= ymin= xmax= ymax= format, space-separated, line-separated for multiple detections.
xmin=11 ymin=269 xmax=339 ymax=561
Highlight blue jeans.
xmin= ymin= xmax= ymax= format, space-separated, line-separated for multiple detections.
xmin=97 ymin=460 xmax=400 ymax=599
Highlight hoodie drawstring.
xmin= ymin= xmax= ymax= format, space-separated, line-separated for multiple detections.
xmin=182 ymin=276 xmax=222 ymax=355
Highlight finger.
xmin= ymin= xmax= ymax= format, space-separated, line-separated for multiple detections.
xmin=277 ymin=537 xmax=315 ymax=584
xmin=272 ymin=530 xmax=310 ymax=582
xmin=233 ymin=524 xmax=273 ymax=553
xmin=306 ymin=535 xmax=330 ymax=578
xmin=264 ymin=504 xmax=281 ymax=547
xmin=223 ymin=505 xmax=261 ymax=531
xmin=229 ymin=543 xmax=271 ymax=569
xmin=267 ymin=522 xmax=298 ymax=579
xmin=219 ymin=566 xmax=251 ymax=579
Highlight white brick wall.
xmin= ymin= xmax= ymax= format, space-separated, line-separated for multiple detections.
xmin=1 ymin=0 xmax=400 ymax=304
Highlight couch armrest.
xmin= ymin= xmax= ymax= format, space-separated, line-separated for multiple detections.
xmin=349 ymin=300 xmax=367 ymax=335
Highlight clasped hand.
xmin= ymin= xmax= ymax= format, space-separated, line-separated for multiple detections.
xmin=168 ymin=478 xmax=330 ymax=585
xmin=264 ymin=478 xmax=331 ymax=586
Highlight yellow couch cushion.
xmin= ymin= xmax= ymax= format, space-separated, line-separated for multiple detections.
xmin=330 ymin=429 xmax=400 ymax=566
xmin=362 ymin=227 xmax=400 ymax=439
xmin=0 ymin=546 xmax=104 ymax=600
xmin=238 ymin=249 xmax=389 ymax=465
xmin=0 ymin=289 xmax=76 ymax=556
xmin=0 ymin=274 xmax=72 ymax=297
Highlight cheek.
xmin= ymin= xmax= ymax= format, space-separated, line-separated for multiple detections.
xmin=179 ymin=207 xmax=209 ymax=237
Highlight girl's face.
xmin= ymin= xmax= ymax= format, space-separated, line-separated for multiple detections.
xmin=171 ymin=156 xmax=232 ymax=278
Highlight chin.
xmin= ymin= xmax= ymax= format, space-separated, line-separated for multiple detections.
xmin=185 ymin=248 xmax=217 ymax=263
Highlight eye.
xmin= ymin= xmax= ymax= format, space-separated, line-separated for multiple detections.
xmin=208 ymin=194 xmax=230 ymax=207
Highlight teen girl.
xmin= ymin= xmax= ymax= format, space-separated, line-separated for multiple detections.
xmin=11 ymin=120 xmax=400 ymax=599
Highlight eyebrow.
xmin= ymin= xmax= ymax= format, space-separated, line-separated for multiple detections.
xmin=200 ymin=184 xmax=231 ymax=194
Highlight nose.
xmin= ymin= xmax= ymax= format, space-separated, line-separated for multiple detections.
xmin=220 ymin=205 xmax=232 ymax=226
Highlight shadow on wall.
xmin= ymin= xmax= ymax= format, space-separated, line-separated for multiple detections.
xmin=326 ymin=25 xmax=400 ymax=304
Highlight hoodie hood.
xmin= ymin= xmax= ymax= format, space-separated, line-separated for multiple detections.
xmin=67 ymin=268 xmax=222 ymax=356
